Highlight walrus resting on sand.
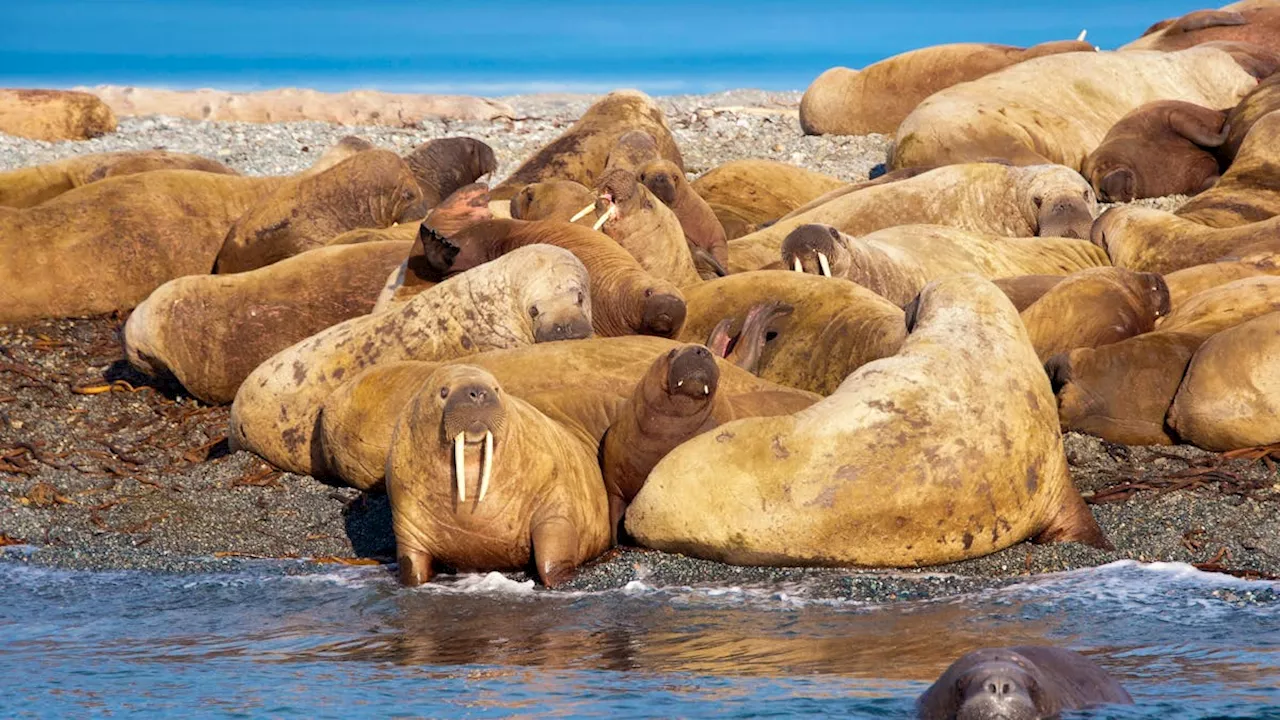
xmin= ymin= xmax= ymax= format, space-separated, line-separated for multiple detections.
xmin=0 ymin=150 xmax=236 ymax=209
xmin=387 ymin=365 xmax=612 ymax=588
xmin=1019 ymin=268 xmax=1170 ymax=361
xmin=1092 ymin=205 xmax=1280 ymax=274
xmin=916 ymin=647 xmax=1132 ymax=720
xmin=627 ymin=274 xmax=1110 ymax=567
xmin=0 ymin=88 xmax=116 ymax=141
xmin=689 ymin=159 xmax=846 ymax=239
xmin=229 ymin=244 xmax=593 ymax=475
xmin=1081 ymin=100 xmax=1227 ymax=202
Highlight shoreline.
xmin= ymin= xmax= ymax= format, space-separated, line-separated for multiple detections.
xmin=2 ymin=95 xmax=1278 ymax=600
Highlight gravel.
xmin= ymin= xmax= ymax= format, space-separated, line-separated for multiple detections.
xmin=2 ymin=91 xmax=1274 ymax=601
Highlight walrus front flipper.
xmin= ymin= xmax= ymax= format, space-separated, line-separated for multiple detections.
xmin=1032 ymin=489 xmax=1113 ymax=550
xmin=398 ymin=548 xmax=435 ymax=587
xmin=532 ymin=516 xmax=581 ymax=587
xmin=1169 ymin=105 xmax=1229 ymax=148
xmin=691 ymin=245 xmax=728 ymax=279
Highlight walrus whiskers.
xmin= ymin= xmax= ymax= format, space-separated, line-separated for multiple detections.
xmin=569 ymin=202 xmax=596 ymax=222
xmin=791 ymin=257 xmax=803 ymax=273
xmin=817 ymin=252 xmax=832 ymax=278
xmin=592 ymin=203 xmax=617 ymax=231
xmin=478 ymin=430 xmax=493 ymax=503
xmin=454 ymin=431 xmax=467 ymax=502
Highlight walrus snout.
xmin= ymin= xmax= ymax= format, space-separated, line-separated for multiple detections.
xmin=1098 ymin=168 xmax=1136 ymax=203
xmin=1088 ymin=207 xmax=1123 ymax=251
xmin=641 ymin=292 xmax=687 ymax=337
xmin=1036 ymin=196 xmax=1093 ymax=239
xmin=441 ymin=379 xmax=506 ymax=443
xmin=781 ymin=224 xmax=841 ymax=276
xmin=667 ymin=345 xmax=719 ymax=400
xmin=533 ymin=314 xmax=593 ymax=343
xmin=957 ymin=666 xmax=1038 ymax=720
xmin=1044 ymin=352 xmax=1074 ymax=395
xmin=638 ymin=167 xmax=678 ymax=205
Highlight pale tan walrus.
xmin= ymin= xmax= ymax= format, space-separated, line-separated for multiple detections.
xmin=1091 ymin=206 xmax=1280 ymax=274
xmin=689 ymin=159 xmax=846 ymax=239
xmin=0 ymin=150 xmax=236 ymax=209
xmin=1175 ymin=110 xmax=1280 ymax=228
xmin=626 ymin=274 xmax=1110 ymax=567
xmin=0 ymin=89 xmax=116 ymax=141
xmin=229 ymin=244 xmax=593 ymax=475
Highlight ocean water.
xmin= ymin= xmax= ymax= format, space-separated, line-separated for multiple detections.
xmin=0 ymin=1 xmax=1217 ymax=95
xmin=2 ymin=554 xmax=1278 ymax=718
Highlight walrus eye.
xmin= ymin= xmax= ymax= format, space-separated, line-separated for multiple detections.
xmin=1033 ymin=196 xmax=1044 ymax=208
xmin=576 ymin=290 xmax=585 ymax=305
xmin=529 ymin=305 xmax=540 ymax=318
xmin=644 ymin=288 xmax=654 ymax=298
xmin=828 ymin=227 xmax=839 ymax=239
xmin=439 ymin=387 xmax=450 ymax=399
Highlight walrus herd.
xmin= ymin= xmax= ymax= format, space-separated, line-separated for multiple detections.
xmin=15 ymin=3 xmax=1280 ymax=707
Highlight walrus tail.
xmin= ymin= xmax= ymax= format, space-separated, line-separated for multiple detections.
xmin=1033 ymin=489 xmax=1114 ymax=550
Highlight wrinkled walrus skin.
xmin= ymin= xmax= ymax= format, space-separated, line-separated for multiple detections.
xmin=229 ymin=244 xmax=593 ymax=475
xmin=1081 ymin=100 xmax=1227 ymax=202
xmin=0 ymin=88 xmax=116 ymax=141
xmin=891 ymin=47 xmax=1257 ymax=171
xmin=1019 ymin=267 xmax=1170 ymax=361
xmin=586 ymin=168 xmax=700 ymax=287
xmin=626 ymin=274 xmax=1109 ymax=567
xmin=0 ymin=170 xmax=283 ymax=323
xmin=1220 ymin=73 xmax=1280 ymax=163
xmin=0 ymin=150 xmax=236 ymax=209
xmin=799 ymin=40 xmax=1093 ymax=136
xmin=490 ymin=90 xmax=683 ymax=201
xmin=1163 ymin=259 xmax=1280 ymax=309
xmin=387 ymin=365 xmax=611 ymax=588
xmin=1092 ymin=206 xmax=1280 ymax=274
xmin=1124 ymin=7 xmax=1280 ymax=55
xmin=690 ymin=159 xmax=846 ymax=238
xmin=728 ymin=163 xmax=1097 ymax=273
xmin=1168 ymin=311 xmax=1280 ymax=451
xmin=214 ymin=149 xmax=423 ymax=273
xmin=1176 ymin=110 xmax=1280 ymax=228
xmin=123 ymin=241 xmax=412 ymax=405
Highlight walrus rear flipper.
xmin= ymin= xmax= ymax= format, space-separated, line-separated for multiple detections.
xmin=1033 ymin=490 xmax=1113 ymax=550
xmin=691 ymin=246 xmax=728 ymax=278
xmin=726 ymin=301 xmax=794 ymax=375
xmin=406 ymin=223 xmax=460 ymax=282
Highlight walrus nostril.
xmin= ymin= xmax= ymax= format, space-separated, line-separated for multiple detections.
xmin=641 ymin=293 xmax=687 ymax=337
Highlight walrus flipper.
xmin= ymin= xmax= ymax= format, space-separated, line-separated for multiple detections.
xmin=1032 ymin=490 xmax=1113 ymax=550
xmin=532 ymin=515 xmax=581 ymax=587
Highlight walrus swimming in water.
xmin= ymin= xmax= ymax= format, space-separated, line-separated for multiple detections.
xmin=0 ymin=88 xmax=116 ymax=141
xmin=891 ymin=46 xmax=1259 ymax=171
xmin=799 ymin=39 xmax=1094 ymax=136
xmin=916 ymin=646 xmax=1133 ymax=720
xmin=1176 ymin=110 xmax=1280 ymax=228
xmin=490 ymin=90 xmax=682 ymax=201
xmin=627 ymin=274 xmax=1110 ymax=567
xmin=1081 ymin=100 xmax=1227 ymax=202
xmin=0 ymin=150 xmax=236 ymax=208
xmin=1019 ymin=268 xmax=1171 ymax=361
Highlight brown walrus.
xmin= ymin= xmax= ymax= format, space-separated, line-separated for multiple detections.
xmin=319 ymin=336 xmax=817 ymax=492
xmin=729 ymin=163 xmax=1098 ymax=273
xmin=297 ymin=136 xmax=376 ymax=178
xmin=675 ymin=271 xmax=907 ymax=396
xmin=799 ymin=39 xmax=1093 ymax=136
xmin=689 ymin=160 xmax=846 ymax=239
xmin=1092 ymin=205 xmax=1280 ymax=273
xmin=1176 ymin=110 xmax=1280 ymax=227
xmin=603 ymin=129 xmax=662 ymax=173
xmin=600 ymin=344 xmax=816 ymax=542
xmin=388 ymin=365 xmax=611 ymax=588
xmin=402 ymin=137 xmax=497 ymax=214
xmin=1020 ymin=268 xmax=1171 ymax=361
xmin=123 ymin=241 xmax=412 ymax=405
xmin=1047 ymin=276 xmax=1280 ymax=444
xmin=0 ymin=170 xmax=283 ymax=323
xmin=1125 ymin=7 xmax=1280 ymax=54
xmin=0 ymin=150 xmax=236 ymax=209
xmin=916 ymin=647 xmax=1133 ymax=720
xmin=891 ymin=47 xmax=1259 ymax=171
xmin=0 ymin=88 xmax=116 ymax=141
xmin=1081 ymin=100 xmax=1227 ymax=202
xmin=993 ymin=275 xmax=1068 ymax=311
xmin=229 ymin=244 xmax=593 ymax=475
xmin=581 ymin=168 xmax=700 ymax=287
xmin=1162 ymin=259 xmax=1280 ymax=308
xmin=1221 ymin=73 xmax=1280 ymax=163
xmin=508 ymin=179 xmax=597 ymax=224
xmin=626 ymin=274 xmax=1110 ymax=567
xmin=638 ymin=158 xmax=728 ymax=277
xmin=214 ymin=149 xmax=423 ymax=273
xmin=490 ymin=90 xmax=682 ymax=201
xmin=1168 ymin=310 xmax=1280 ymax=450
xmin=780 ymin=223 xmax=1110 ymax=306
xmin=386 ymin=218 xmax=688 ymax=338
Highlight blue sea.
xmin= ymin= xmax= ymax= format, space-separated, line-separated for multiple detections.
xmin=0 ymin=1 xmax=1218 ymax=95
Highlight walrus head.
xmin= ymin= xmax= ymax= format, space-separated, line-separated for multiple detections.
xmin=404 ymin=137 xmax=499 ymax=209
xmin=1017 ymin=166 xmax=1096 ymax=240
xmin=1139 ymin=272 xmax=1173 ymax=319
xmin=639 ymin=285 xmax=688 ymax=338
xmin=637 ymin=159 xmax=684 ymax=206
xmin=780 ymin=224 xmax=849 ymax=278
xmin=431 ymin=366 xmax=509 ymax=507
xmin=661 ymin=345 xmax=719 ymax=410
xmin=517 ymin=247 xmax=594 ymax=343
xmin=952 ymin=657 xmax=1043 ymax=720
xmin=704 ymin=300 xmax=793 ymax=375
xmin=1096 ymin=167 xmax=1137 ymax=204
xmin=510 ymin=180 xmax=595 ymax=223
xmin=586 ymin=168 xmax=644 ymax=232
xmin=605 ymin=130 xmax=661 ymax=174
xmin=1088 ymin=206 xmax=1144 ymax=255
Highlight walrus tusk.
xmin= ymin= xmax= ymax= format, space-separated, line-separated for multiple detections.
xmin=791 ymin=257 xmax=803 ymax=273
xmin=702 ymin=384 xmax=709 ymax=396
xmin=818 ymin=252 xmax=832 ymax=278
xmin=1076 ymin=29 xmax=1087 ymax=42
xmin=677 ymin=379 xmax=684 ymax=388
xmin=592 ymin=204 xmax=617 ymax=231
xmin=569 ymin=202 xmax=596 ymax=222
xmin=454 ymin=432 xmax=466 ymax=503
xmin=478 ymin=430 xmax=493 ymax=503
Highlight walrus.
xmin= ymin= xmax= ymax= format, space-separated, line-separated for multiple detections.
xmin=600 ymin=344 xmax=817 ymax=542
xmin=319 ymin=336 xmax=818 ymax=492
xmin=780 ymin=223 xmax=1110 ymax=306
xmin=993 ymin=275 xmax=1068 ymax=311
xmin=626 ymin=274 xmax=1111 ymax=567
xmin=1163 ymin=259 xmax=1280 ymax=308
xmin=387 ymin=365 xmax=611 ymax=588
xmin=1125 ymin=7 xmax=1280 ymax=54
xmin=1168 ymin=311 xmax=1280 ymax=450
xmin=603 ymin=129 xmax=662 ymax=173
xmin=1081 ymin=100 xmax=1227 ymax=202
xmin=916 ymin=647 xmax=1133 ymax=720
xmin=1019 ymin=268 xmax=1170 ymax=361
xmin=401 ymin=137 xmax=498 ymax=214
xmin=1221 ymin=73 xmax=1280 ymax=163
xmin=1176 ymin=110 xmax=1280 ymax=227
xmin=123 ymin=241 xmax=412 ymax=405
xmin=0 ymin=150 xmax=236 ymax=209
xmin=772 ymin=166 xmax=939 ymax=223
xmin=296 ymin=136 xmax=376 ymax=179
xmin=638 ymin=158 xmax=729 ymax=276
xmin=1092 ymin=205 xmax=1280 ymax=273
xmin=0 ymin=170 xmax=283 ymax=323
xmin=689 ymin=160 xmax=846 ymax=239
xmin=0 ymin=88 xmax=116 ymax=141
xmin=577 ymin=168 xmax=700 ymax=287
xmin=214 ymin=149 xmax=423 ymax=273
xmin=728 ymin=163 xmax=1097 ymax=274
xmin=384 ymin=218 xmax=688 ymax=338
xmin=508 ymin=179 xmax=597 ymax=224
xmin=799 ymin=39 xmax=1094 ymax=136
xmin=891 ymin=46 xmax=1259 ymax=171
xmin=228 ymin=244 xmax=593 ymax=475
xmin=675 ymin=271 xmax=907 ymax=396
xmin=706 ymin=300 xmax=795 ymax=375
xmin=490 ymin=90 xmax=683 ymax=201
xmin=1047 ymin=276 xmax=1280 ymax=444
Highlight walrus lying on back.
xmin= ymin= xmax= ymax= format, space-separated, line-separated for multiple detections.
xmin=0 ymin=150 xmax=236 ymax=208
xmin=800 ymin=39 xmax=1093 ymax=136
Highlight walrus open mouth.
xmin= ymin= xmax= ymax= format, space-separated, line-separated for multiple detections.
xmin=569 ymin=192 xmax=618 ymax=231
